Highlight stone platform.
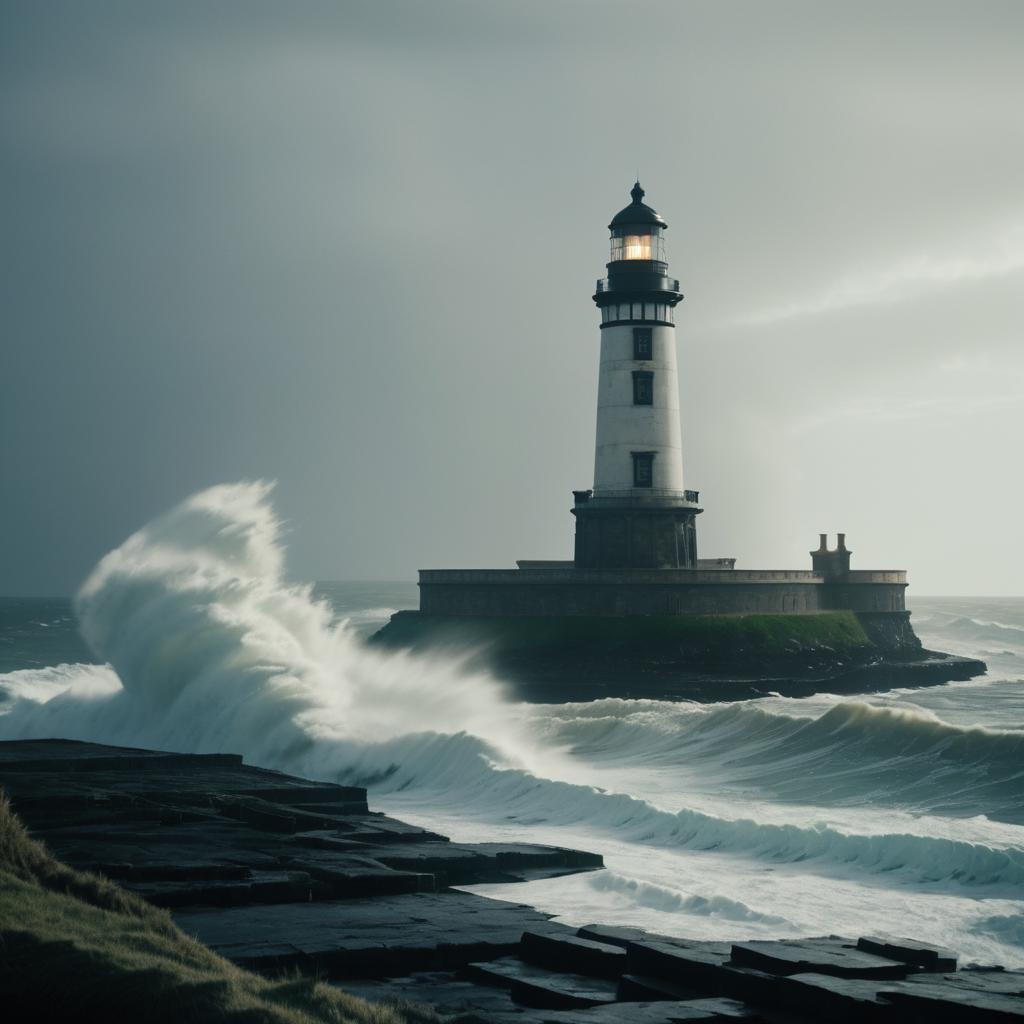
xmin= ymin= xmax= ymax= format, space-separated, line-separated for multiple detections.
xmin=371 ymin=611 xmax=986 ymax=702
xmin=1 ymin=739 xmax=1019 ymax=1022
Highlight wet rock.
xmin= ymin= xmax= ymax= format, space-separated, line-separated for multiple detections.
xmin=577 ymin=923 xmax=726 ymax=952
xmin=730 ymin=939 xmax=910 ymax=979
xmin=617 ymin=973 xmax=705 ymax=1001
xmin=949 ymin=969 xmax=1024 ymax=996
xmin=474 ymin=997 xmax=760 ymax=1022
xmin=337 ymin=971 xmax=523 ymax=1016
xmin=282 ymin=849 xmax=435 ymax=897
xmin=856 ymin=935 xmax=957 ymax=972
xmin=881 ymin=974 xmax=1024 ymax=1021
xmin=219 ymin=797 xmax=302 ymax=833
xmin=174 ymin=891 xmax=574 ymax=977
xmin=777 ymin=972 xmax=896 ymax=1020
xmin=229 ymin=784 xmax=367 ymax=811
xmin=465 ymin=956 xmax=620 ymax=1009
xmin=520 ymin=931 xmax=627 ymax=978
xmin=331 ymin=840 xmax=603 ymax=886
xmin=624 ymin=940 xmax=789 ymax=1005
xmin=37 ymin=820 xmax=286 ymax=878
xmin=124 ymin=869 xmax=315 ymax=908
xmin=626 ymin=939 xmax=732 ymax=987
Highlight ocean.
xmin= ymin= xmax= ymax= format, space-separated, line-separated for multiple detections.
xmin=1 ymin=482 xmax=1021 ymax=968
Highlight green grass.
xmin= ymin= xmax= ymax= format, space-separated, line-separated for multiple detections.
xmin=0 ymin=792 xmax=439 ymax=1024
xmin=375 ymin=610 xmax=873 ymax=659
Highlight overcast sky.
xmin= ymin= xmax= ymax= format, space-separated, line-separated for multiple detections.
xmin=3 ymin=0 xmax=1022 ymax=596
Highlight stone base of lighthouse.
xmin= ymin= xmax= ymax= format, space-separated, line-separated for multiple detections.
xmin=571 ymin=492 xmax=702 ymax=569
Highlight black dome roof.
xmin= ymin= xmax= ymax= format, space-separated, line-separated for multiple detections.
xmin=609 ymin=182 xmax=667 ymax=230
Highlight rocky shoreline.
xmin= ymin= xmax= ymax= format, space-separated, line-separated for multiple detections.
xmin=370 ymin=611 xmax=986 ymax=702
xmin=1 ymin=738 xmax=1019 ymax=1022
xmin=441 ymin=651 xmax=989 ymax=704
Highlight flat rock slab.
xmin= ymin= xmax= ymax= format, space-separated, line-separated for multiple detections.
xmin=936 ymin=969 xmax=1024 ymax=997
xmin=481 ymin=997 xmax=759 ymax=1023
xmin=220 ymin=798 xmax=379 ymax=832
xmin=465 ymin=957 xmax=619 ymax=1009
xmin=881 ymin=977 xmax=1024 ymax=1021
xmin=39 ymin=820 xmax=290 ymax=875
xmin=337 ymin=971 xmax=523 ymax=1016
xmin=0 ymin=763 xmax=367 ymax=812
xmin=618 ymin=974 xmax=706 ymax=1002
xmin=780 ymin=972 xmax=897 ymax=1020
xmin=857 ymin=935 xmax=957 ymax=972
xmin=731 ymin=939 xmax=909 ymax=979
xmin=0 ymin=738 xmax=244 ymax=770
xmin=627 ymin=939 xmax=731 ymax=980
xmin=228 ymin=784 xmax=367 ymax=807
xmin=521 ymin=931 xmax=627 ymax=979
xmin=174 ymin=891 xmax=572 ymax=976
xmin=323 ymin=840 xmax=603 ymax=885
xmin=282 ymin=849 xmax=435 ymax=897
xmin=578 ymin=923 xmax=729 ymax=954
xmin=124 ymin=869 xmax=316 ymax=909
xmin=295 ymin=818 xmax=450 ymax=844
xmin=625 ymin=940 xmax=794 ymax=1005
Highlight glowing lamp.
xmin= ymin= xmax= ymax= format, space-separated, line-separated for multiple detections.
xmin=607 ymin=184 xmax=667 ymax=264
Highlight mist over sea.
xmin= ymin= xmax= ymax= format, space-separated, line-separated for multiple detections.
xmin=1 ymin=484 xmax=1022 ymax=967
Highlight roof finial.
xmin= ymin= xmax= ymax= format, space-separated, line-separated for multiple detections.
xmin=631 ymin=180 xmax=645 ymax=205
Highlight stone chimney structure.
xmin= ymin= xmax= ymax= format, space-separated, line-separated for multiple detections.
xmin=811 ymin=533 xmax=852 ymax=579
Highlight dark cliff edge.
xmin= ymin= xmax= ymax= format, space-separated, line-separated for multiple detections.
xmin=369 ymin=610 xmax=986 ymax=702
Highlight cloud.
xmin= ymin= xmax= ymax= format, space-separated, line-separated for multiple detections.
xmin=785 ymin=390 xmax=1023 ymax=435
xmin=730 ymin=219 xmax=1024 ymax=327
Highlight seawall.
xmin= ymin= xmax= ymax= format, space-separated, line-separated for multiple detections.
xmin=418 ymin=567 xmax=909 ymax=616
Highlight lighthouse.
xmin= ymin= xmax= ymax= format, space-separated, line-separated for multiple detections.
xmin=381 ymin=181 xmax=954 ymax=689
xmin=572 ymin=183 xmax=702 ymax=569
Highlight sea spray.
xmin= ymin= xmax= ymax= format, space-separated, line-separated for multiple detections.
xmin=0 ymin=482 xmax=544 ymax=780
xmin=587 ymin=870 xmax=789 ymax=924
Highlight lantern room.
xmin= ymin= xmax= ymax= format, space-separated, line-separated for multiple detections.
xmin=608 ymin=182 xmax=668 ymax=265
xmin=595 ymin=182 xmax=682 ymax=309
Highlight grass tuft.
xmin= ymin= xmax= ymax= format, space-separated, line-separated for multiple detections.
xmin=0 ymin=792 xmax=440 ymax=1024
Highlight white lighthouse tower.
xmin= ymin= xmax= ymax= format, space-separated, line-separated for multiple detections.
xmin=572 ymin=183 xmax=702 ymax=568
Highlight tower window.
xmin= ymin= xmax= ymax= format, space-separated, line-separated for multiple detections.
xmin=632 ymin=370 xmax=653 ymax=405
xmin=633 ymin=328 xmax=652 ymax=360
xmin=632 ymin=451 xmax=655 ymax=488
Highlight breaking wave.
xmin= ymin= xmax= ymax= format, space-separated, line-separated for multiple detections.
xmin=587 ymin=871 xmax=789 ymax=925
xmin=0 ymin=482 xmax=532 ymax=772
xmin=537 ymin=696 xmax=1024 ymax=824
xmin=932 ymin=616 xmax=1024 ymax=645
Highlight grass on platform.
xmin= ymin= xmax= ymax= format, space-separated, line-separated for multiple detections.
xmin=376 ymin=610 xmax=873 ymax=657
xmin=0 ymin=792 xmax=439 ymax=1024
